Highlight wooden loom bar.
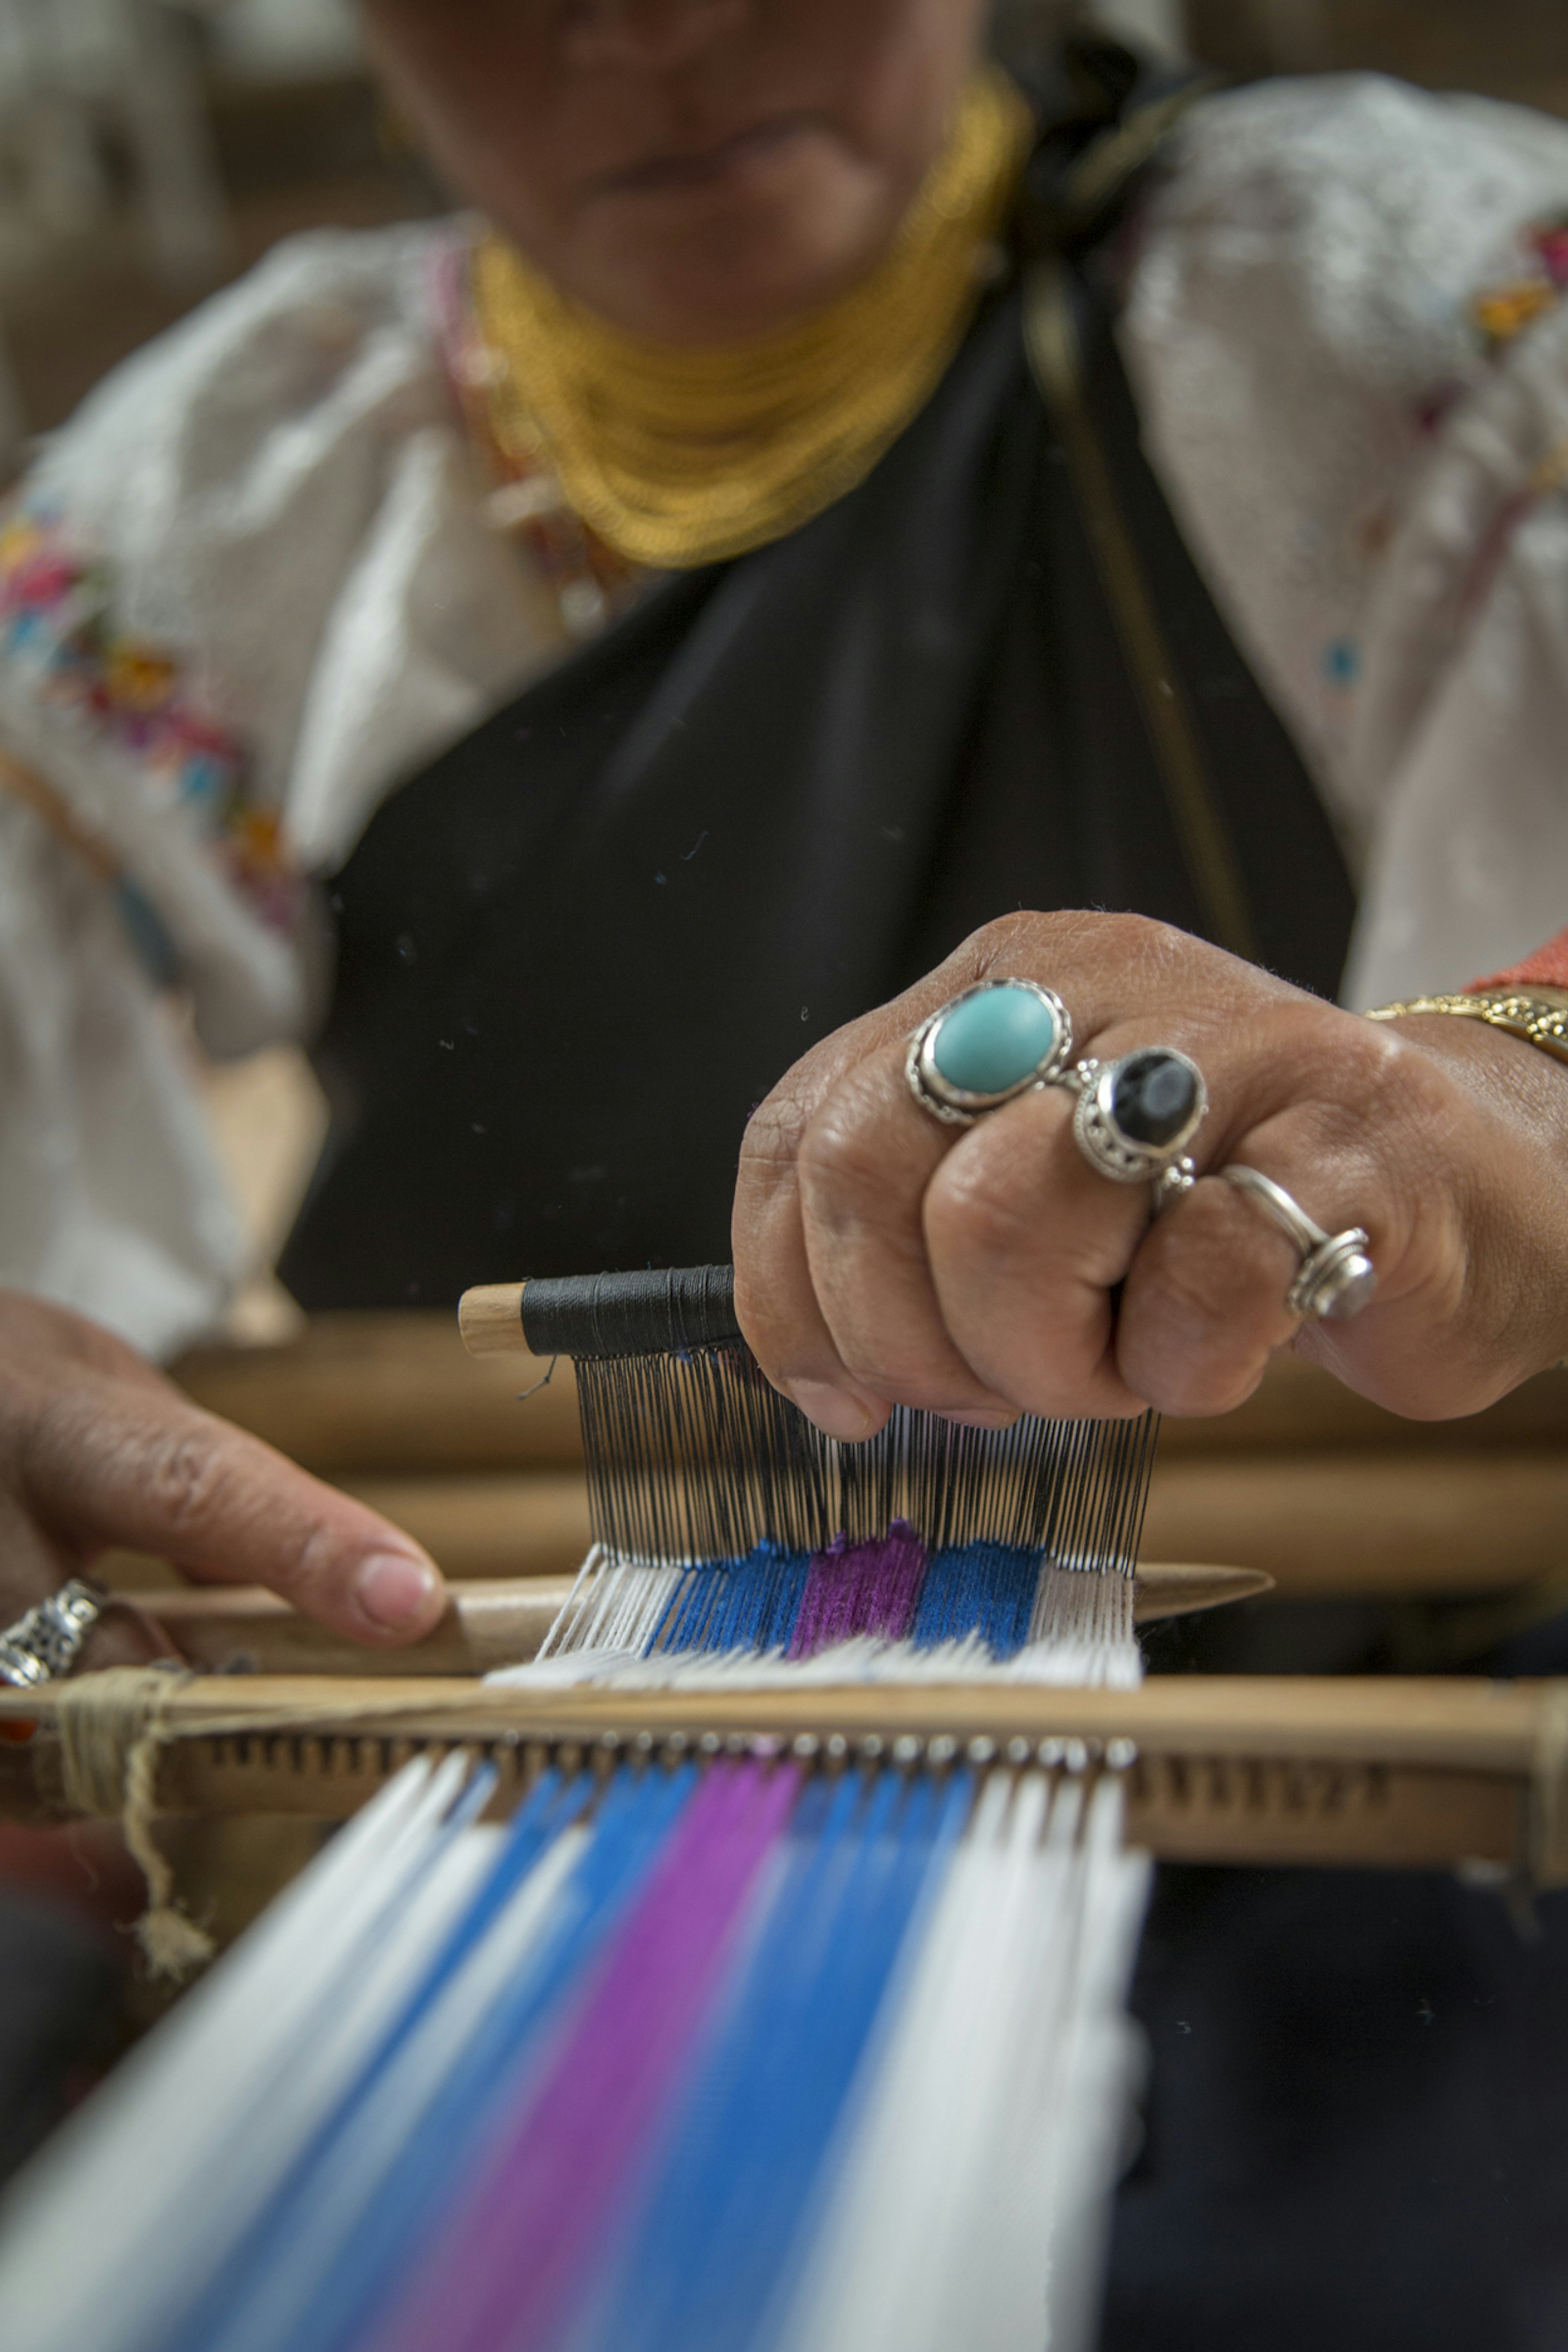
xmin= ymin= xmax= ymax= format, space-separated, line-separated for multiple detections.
xmin=6 ymin=1675 xmax=1566 ymax=1880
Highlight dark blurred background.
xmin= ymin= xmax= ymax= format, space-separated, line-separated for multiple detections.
xmin=0 ymin=0 xmax=1564 ymax=483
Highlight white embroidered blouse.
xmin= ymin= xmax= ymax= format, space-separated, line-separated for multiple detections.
xmin=4 ymin=73 xmax=1568 ymax=1356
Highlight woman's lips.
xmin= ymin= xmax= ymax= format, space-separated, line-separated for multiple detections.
xmin=597 ymin=115 xmax=817 ymax=196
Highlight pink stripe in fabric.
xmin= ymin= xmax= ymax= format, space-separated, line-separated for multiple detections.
xmin=381 ymin=1757 xmax=799 ymax=2352
xmin=786 ymin=1518 xmax=928 ymax=1661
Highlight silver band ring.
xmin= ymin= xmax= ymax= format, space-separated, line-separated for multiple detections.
xmin=1221 ymin=1164 xmax=1377 ymax=1321
xmin=1067 ymin=1047 xmax=1208 ymax=1212
xmin=0 ymin=1577 xmax=107 ymax=1690
xmin=907 ymin=978 xmax=1074 ymax=1125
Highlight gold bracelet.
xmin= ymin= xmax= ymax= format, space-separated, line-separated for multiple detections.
xmin=1365 ymin=991 xmax=1568 ymax=1067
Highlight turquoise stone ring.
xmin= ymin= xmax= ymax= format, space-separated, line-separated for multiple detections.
xmin=907 ymin=980 xmax=1073 ymax=1124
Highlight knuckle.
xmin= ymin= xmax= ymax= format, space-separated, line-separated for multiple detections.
xmin=1143 ymin=1350 xmax=1263 ymax=1419
xmin=740 ymin=1085 xmax=811 ymax=1172
xmin=1296 ymin=1016 xmax=1443 ymax=1162
xmin=835 ymin=1351 xmax=992 ymax=1415
xmin=141 ymin=1421 xmax=234 ymax=1536
xmin=1098 ymin=909 xmax=1180 ymax=965
xmin=796 ymin=1100 xmax=893 ymax=1221
xmin=281 ymin=1517 xmax=353 ymax=1606
xmin=924 ymin=1155 xmax=1034 ymax=1265
xmin=1124 ymin=1294 xmax=1266 ymax=1418
xmin=1144 ymin=1248 xmax=1241 ymax=1350
xmin=968 ymin=910 xmax=1038 ymax=967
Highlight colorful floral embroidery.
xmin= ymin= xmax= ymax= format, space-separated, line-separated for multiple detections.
xmin=1472 ymin=214 xmax=1568 ymax=352
xmin=0 ymin=499 xmax=296 ymax=931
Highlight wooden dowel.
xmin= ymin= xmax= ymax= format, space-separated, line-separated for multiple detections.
xmin=173 ymin=1314 xmax=582 ymax=1473
xmin=174 ymin=1316 xmax=1568 ymax=1470
xmin=133 ymin=1562 xmax=1271 ymax=1677
xmin=142 ymin=1578 xmax=575 ymax=1676
xmin=457 ymin=1284 xmax=527 ymax=1357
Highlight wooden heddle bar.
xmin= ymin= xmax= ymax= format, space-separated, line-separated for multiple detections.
xmin=6 ymin=1672 xmax=1568 ymax=1886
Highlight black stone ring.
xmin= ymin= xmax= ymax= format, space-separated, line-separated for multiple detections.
xmin=1066 ymin=1047 xmax=1208 ymax=1199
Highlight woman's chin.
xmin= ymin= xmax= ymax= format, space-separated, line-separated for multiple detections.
xmin=561 ymin=156 xmax=900 ymax=345
xmin=567 ymin=227 xmax=893 ymax=345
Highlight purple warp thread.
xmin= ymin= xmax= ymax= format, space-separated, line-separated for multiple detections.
xmin=385 ymin=1758 xmax=799 ymax=2352
xmin=786 ymin=1518 xmax=929 ymax=1661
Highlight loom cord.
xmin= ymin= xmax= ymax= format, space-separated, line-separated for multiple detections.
xmin=52 ymin=1664 xmax=215 ymax=1978
xmin=42 ymin=1670 xmax=525 ymax=1983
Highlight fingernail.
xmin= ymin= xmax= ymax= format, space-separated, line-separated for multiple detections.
xmin=786 ymin=1381 xmax=879 ymax=1441
xmin=944 ymin=1407 xmax=1020 ymax=1430
xmin=356 ymin=1551 xmax=440 ymax=1630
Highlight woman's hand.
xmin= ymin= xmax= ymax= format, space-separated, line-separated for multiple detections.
xmin=0 ymin=1291 xmax=447 ymax=1676
xmin=733 ymin=912 xmax=1568 ymax=1436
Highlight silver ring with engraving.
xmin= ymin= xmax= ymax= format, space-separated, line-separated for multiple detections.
xmin=0 ymin=1578 xmax=107 ymax=1690
xmin=1220 ymin=1164 xmax=1377 ymax=1321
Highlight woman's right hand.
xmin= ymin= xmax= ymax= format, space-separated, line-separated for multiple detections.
xmin=0 ymin=1290 xmax=448 ymax=1685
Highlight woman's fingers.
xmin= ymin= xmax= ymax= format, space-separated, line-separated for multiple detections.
xmin=735 ymin=910 xmax=1452 ymax=1430
xmin=794 ymin=1052 xmax=1018 ymax=1425
xmin=1116 ymin=1174 xmax=1310 ymax=1415
xmin=22 ymin=1387 xmax=446 ymax=1644
xmin=923 ymin=1084 xmax=1152 ymax=1418
xmin=0 ymin=1296 xmax=447 ymax=1647
xmin=733 ymin=1052 xmax=899 ymax=1439
xmin=742 ymin=1027 xmax=1158 ymax=1430
xmin=0 ymin=1488 xmax=175 ymax=1668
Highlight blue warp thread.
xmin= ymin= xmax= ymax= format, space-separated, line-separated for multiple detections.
xmin=644 ymin=1537 xmax=1045 ymax=1662
xmin=586 ymin=1767 xmax=973 ymax=2352
xmin=908 ymin=1540 xmax=1043 ymax=1659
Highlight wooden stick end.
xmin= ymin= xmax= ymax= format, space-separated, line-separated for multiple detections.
xmin=458 ymin=1283 xmax=528 ymax=1357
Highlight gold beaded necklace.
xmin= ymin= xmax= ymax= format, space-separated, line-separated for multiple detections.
xmin=467 ymin=67 xmax=1032 ymax=573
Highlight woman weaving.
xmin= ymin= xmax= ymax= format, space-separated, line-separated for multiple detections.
xmin=3 ymin=2 xmax=1568 ymax=2342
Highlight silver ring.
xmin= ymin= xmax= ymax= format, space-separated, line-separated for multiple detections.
xmin=1066 ymin=1048 xmax=1208 ymax=1212
xmin=907 ymin=978 xmax=1073 ymax=1125
xmin=0 ymin=1578 xmax=106 ymax=1690
xmin=1221 ymin=1164 xmax=1377 ymax=1321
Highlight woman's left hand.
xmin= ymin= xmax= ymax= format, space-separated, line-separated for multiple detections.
xmin=732 ymin=911 xmax=1568 ymax=1436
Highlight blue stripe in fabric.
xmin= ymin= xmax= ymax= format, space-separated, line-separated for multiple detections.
xmin=909 ymin=1541 xmax=1043 ymax=1658
xmin=157 ymin=1766 xmax=590 ymax=2352
xmin=578 ymin=1767 xmax=973 ymax=2352
xmin=647 ymin=1542 xmax=813 ymax=1658
xmin=196 ymin=1763 xmax=701 ymax=2352
xmin=317 ymin=1763 xmax=702 ymax=2352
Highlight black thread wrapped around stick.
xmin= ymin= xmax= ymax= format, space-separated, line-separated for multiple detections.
xmin=521 ymin=1265 xmax=740 ymax=1359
